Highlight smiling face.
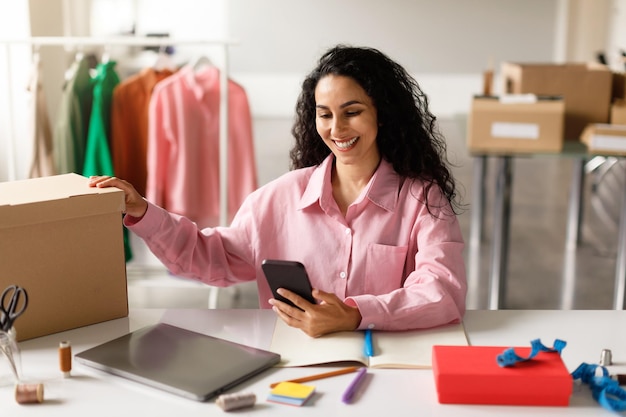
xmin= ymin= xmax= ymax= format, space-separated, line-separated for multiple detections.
xmin=314 ymin=75 xmax=380 ymax=169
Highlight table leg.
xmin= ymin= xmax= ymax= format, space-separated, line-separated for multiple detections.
xmin=560 ymin=158 xmax=585 ymax=310
xmin=565 ymin=158 xmax=585 ymax=250
xmin=488 ymin=156 xmax=512 ymax=310
xmin=613 ymin=174 xmax=626 ymax=310
xmin=467 ymin=156 xmax=487 ymax=309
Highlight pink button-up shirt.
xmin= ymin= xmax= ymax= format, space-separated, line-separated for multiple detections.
xmin=126 ymin=155 xmax=467 ymax=331
xmin=145 ymin=65 xmax=257 ymax=228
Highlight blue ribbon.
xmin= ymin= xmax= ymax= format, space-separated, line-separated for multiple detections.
xmin=496 ymin=340 xmax=626 ymax=412
xmin=572 ymin=363 xmax=626 ymax=412
xmin=497 ymin=338 xmax=567 ymax=367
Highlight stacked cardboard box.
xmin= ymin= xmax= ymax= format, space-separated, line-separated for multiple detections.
xmin=467 ymin=96 xmax=565 ymax=154
xmin=581 ymin=72 xmax=626 ymax=154
xmin=611 ymin=100 xmax=626 ymax=125
xmin=501 ymin=62 xmax=613 ymax=141
xmin=613 ymin=72 xmax=626 ymax=103
xmin=581 ymin=124 xmax=626 ymax=156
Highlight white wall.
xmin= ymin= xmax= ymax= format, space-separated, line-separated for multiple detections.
xmin=608 ymin=0 xmax=626 ymax=71
xmin=228 ymin=0 xmax=558 ymax=74
xmin=1 ymin=0 xmax=623 ymax=182
xmin=565 ymin=0 xmax=612 ymax=63
xmin=228 ymin=0 xmax=559 ymax=117
xmin=0 ymin=1 xmax=32 ymax=182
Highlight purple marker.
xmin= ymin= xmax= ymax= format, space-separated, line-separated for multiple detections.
xmin=341 ymin=367 xmax=368 ymax=404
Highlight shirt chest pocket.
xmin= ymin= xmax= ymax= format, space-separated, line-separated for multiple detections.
xmin=364 ymin=243 xmax=408 ymax=295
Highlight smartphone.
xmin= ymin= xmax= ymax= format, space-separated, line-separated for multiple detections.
xmin=261 ymin=259 xmax=315 ymax=310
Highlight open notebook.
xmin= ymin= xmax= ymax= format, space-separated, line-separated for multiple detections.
xmin=270 ymin=319 xmax=468 ymax=368
xmin=75 ymin=323 xmax=281 ymax=401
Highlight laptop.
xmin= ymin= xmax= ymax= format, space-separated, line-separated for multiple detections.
xmin=75 ymin=322 xmax=281 ymax=401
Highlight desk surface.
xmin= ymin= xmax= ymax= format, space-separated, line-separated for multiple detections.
xmin=2 ymin=309 xmax=624 ymax=416
xmin=469 ymin=140 xmax=590 ymax=157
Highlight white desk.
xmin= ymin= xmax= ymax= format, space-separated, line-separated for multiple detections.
xmin=2 ymin=309 xmax=625 ymax=416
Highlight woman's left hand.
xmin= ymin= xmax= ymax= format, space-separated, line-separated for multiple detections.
xmin=269 ymin=289 xmax=362 ymax=337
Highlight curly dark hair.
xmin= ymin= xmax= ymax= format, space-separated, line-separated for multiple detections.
xmin=290 ymin=44 xmax=460 ymax=214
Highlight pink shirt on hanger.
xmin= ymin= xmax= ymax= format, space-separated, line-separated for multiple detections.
xmin=146 ymin=65 xmax=257 ymax=228
xmin=126 ymin=155 xmax=467 ymax=331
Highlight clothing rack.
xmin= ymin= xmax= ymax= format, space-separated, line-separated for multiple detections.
xmin=1 ymin=35 xmax=237 ymax=227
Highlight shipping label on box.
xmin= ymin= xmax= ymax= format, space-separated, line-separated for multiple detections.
xmin=432 ymin=345 xmax=572 ymax=406
xmin=581 ymin=123 xmax=626 ymax=155
xmin=0 ymin=173 xmax=128 ymax=341
xmin=468 ymin=96 xmax=565 ymax=154
xmin=501 ymin=62 xmax=612 ymax=141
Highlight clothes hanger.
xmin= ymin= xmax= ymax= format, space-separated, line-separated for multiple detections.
xmin=62 ymin=46 xmax=84 ymax=82
xmin=190 ymin=54 xmax=213 ymax=73
xmin=31 ymin=44 xmax=40 ymax=64
xmin=153 ymin=45 xmax=176 ymax=71
xmin=29 ymin=45 xmax=41 ymax=91
xmin=101 ymin=44 xmax=111 ymax=64
xmin=74 ymin=45 xmax=85 ymax=62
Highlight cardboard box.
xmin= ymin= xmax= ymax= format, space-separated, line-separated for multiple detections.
xmin=613 ymin=72 xmax=626 ymax=101
xmin=0 ymin=173 xmax=128 ymax=341
xmin=432 ymin=345 xmax=572 ymax=406
xmin=501 ymin=62 xmax=612 ymax=141
xmin=611 ymin=100 xmax=626 ymax=125
xmin=468 ymin=96 xmax=565 ymax=153
xmin=581 ymin=123 xmax=626 ymax=155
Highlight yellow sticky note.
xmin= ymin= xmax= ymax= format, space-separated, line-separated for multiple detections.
xmin=270 ymin=382 xmax=316 ymax=399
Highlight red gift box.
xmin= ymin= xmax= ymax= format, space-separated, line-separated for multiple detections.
xmin=432 ymin=345 xmax=573 ymax=406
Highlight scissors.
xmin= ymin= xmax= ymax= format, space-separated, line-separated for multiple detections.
xmin=0 ymin=285 xmax=28 ymax=332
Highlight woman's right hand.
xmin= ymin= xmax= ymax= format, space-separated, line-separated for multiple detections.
xmin=88 ymin=176 xmax=148 ymax=219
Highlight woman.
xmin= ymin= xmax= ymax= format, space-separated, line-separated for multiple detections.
xmin=90 ymin=45 xmax=467 ymax=337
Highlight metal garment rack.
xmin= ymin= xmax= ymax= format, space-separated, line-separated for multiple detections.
xmin=1 ymin=35 xmax=236 ymax=227
xmin=1 ymin=36 xmax=238 ymax=309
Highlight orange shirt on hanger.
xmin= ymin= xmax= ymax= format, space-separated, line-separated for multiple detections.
xmin=110 ymin=68 xmax=174 ymax=196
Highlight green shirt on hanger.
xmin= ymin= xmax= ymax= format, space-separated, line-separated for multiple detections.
xmin=53 ymin=56 xmax=93 ymax=174
xmin=82 ymin=60 xmax=132 ymax=262
xmin=83 ymin=60 xmax=119 ymax=177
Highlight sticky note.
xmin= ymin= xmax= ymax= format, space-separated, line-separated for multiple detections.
xmin=267 ymin=382 xmax=316 ymax=406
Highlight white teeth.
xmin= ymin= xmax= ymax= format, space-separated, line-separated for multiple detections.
xmin=335 ymin=137 xmax=358 ymax=149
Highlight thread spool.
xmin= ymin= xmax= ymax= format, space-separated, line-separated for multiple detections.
xmin=59 ymin=341 xmax=71 ymax=377
xmin=482 ymin=56 xmax=494 ymax=96
xmin=15 ymin=383 xmax=44 ymax=404
xmin=615 ymin=374 xmax=626 ymax=385
xmin=482 ymin=69 xmax=494 ymax=96
xmin=216 ymin=392 xmax=256 ymax=411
